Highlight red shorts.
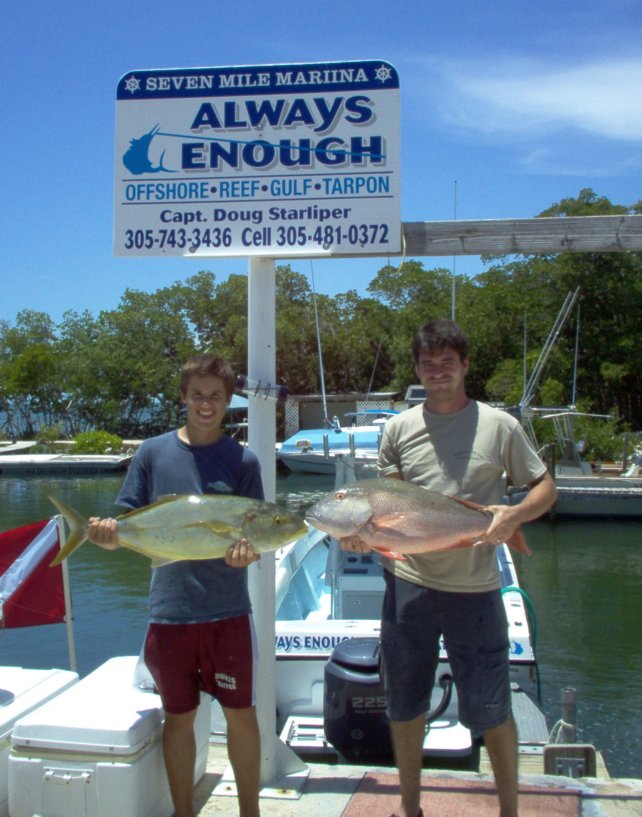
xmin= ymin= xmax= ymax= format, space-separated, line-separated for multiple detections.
xmin=144 ymin=616 xmax=257 ymax=714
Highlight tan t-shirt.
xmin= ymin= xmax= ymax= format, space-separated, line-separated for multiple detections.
xmin=377 ymin=400 xmax=547 ymax=592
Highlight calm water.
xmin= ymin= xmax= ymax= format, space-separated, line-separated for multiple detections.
xmin=1 ymin=472 xmax=640 ymax=779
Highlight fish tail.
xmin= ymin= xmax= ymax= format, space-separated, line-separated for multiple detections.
xmin=506 ymin=528 xmax=532 ymax=557
xmin=49 ymin=496 xmax=89 ymax=566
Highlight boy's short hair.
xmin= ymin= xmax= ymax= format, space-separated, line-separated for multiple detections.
xmin=180 ymin=354 xmax=235 ymax=398
xmin=412 ymin=319 xmax=469 ymax=364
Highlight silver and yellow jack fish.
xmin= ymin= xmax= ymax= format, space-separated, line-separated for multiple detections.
xmin=50 ymin=494 xmax=307 ymax=568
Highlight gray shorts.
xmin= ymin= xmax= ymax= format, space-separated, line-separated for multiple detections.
xmin=379 ymin=571 xmax=512 ymax=737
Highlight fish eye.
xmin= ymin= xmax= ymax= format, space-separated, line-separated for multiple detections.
xmin=335 ymin=490 xmax=347 ymax=501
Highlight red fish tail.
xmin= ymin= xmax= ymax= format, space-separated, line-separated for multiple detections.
xmin=506 ymin=529 xmax=532 ymax=556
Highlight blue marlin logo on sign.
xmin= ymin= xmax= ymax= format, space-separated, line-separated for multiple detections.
xmin=122 ymin=124 xmax=174 ymax=174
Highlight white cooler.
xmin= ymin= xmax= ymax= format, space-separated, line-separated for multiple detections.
xmin=8 ymin=656 xmax=211 ymax=817
xmin=0 ymin=666 xmax=79 ymax=817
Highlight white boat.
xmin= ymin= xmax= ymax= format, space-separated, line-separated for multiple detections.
xmin=0 ymin=441 xmax=37 ymax=454
xmin=547 ymin=412 xmax=642 ymax=518
xmin=513 ymin=289 xmax=642 ymax=518
xmin=273 ymin=508 xmax=544 ymax=760
xmin=0 ymin=463 xmax=546 ymax=768
xmin=552 ymin=468 xmax=642 ymax=518
xmin=277 ymin=411 xmax=397 ymax=476
xmin=520 ymin=409 xmax=642 ymax=518
xmin=0 ymin=453 xmax=133 ymax=475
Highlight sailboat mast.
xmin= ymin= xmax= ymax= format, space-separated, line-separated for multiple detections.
xmin=571 ymin=304 xmax=580 ymax=409
xmin=310 ymin=261 xmax=329 ymax=425
xmin=451 ymin=180 xmax=457 ymax=321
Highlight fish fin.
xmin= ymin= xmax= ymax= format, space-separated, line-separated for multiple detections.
xmin=370 ymin=547 xmax=407 ymax=561
xmin=439 ymin=537 xmax=479 ymax=550
xmin=48 ymin=496 xmax=89 ymax=565
xmin=449 ymin=495 xmax=487 ymax=512
xmin=506 ymin=529 xmax=532 ymax=556
xmin=200 ymin=520 xmax=234 ymax=535
xmin=472 ymin=531 xmax=532 ymax=557
xmin=372 ymin=512 xmax=423 ymax=532
xmin=120 ymin=494 xmax=181 ymax=519
xmin=150 ymin=556 xmax=173 ymax=568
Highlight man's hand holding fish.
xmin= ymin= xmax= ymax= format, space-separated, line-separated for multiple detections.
xmin=88 ymin=517 xmax=120 ymax=550
xmin=224 ymin=537 xmax=261 ymax=567
xmin=476 ymin=503 xmax=521 ymax=546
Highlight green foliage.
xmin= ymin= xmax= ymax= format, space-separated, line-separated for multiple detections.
xmin=539 ymin=379 xmax=566 ymax=407
xmin=0 ymin=189 xmax=640 ymax=440
xmin=72 ymin=431 xmax=123 ymax=454
xmin=486 ymin=359 xmax=523 ymax=405
xmin=37 ymin=426 xmax=62 ymax=444
xmin=538 ymin=188 xmax=629 ymax=217
xmin=367 ymin=261 xmax=458 ymax=392
xmin=572 ymin=416 xmax=629 ymax=462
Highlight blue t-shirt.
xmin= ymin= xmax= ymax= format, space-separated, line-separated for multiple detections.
xmin=116 ymin=430 xmax=264 ymax=624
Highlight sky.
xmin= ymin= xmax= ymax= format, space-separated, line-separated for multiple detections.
xmin=2 ymin=0 xmax=641 ymax=325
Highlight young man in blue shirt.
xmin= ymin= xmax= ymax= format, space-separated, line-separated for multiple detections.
xmin=89 ymin=354 xmax=263 ymax=817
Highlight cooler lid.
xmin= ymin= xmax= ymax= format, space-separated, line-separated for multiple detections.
xmin=11 ymin=656 xmax=163 ymax=755
xmin=0 ymin=667 xmax=78 ymax=741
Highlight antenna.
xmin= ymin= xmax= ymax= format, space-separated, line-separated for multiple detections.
xmin=309 ymin=261 xmax=329 ymax=425
xmin=519 ymin=287 xmax=580 ymax=409
xmin=571 ymin=303 xmax=581 ymax=409
xmin=451 ymin=180 xmax=457 ymax=320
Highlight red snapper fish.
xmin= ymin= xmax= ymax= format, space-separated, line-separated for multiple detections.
xmin=304 ymin=478 xmax=531 ymax=558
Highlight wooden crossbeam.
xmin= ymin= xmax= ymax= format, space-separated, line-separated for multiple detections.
xmin=400 ymin=214 xmax=642 ymax=256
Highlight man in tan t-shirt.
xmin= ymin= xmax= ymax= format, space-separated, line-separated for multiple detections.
xmin=342 ymin=319 xmax=556 ymax=817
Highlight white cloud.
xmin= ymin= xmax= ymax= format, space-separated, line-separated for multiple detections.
xmin=519 ymin=147 xmax=642 ymax=178
xmin=428 ymin=57 xmax=642 ymax=142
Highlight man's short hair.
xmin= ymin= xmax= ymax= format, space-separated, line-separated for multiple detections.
xmin=180 ymin=354 xmax=235 ymax=398
xmin=412 ymin=320 xmax=469 ymax=363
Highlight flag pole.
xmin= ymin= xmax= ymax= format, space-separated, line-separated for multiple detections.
xmin=247 ymin=257 xmax=307 ymax=784
xmin=56 ymin=516 xmax=77 ymax=673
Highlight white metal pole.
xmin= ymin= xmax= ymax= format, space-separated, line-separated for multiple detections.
xmin=56 ymin=515 xmax=77 ymax=673
xmin=247 ymin=257 xmax=277 ymax=502
xmin=246 ymin=257 xmax=306 ymax=785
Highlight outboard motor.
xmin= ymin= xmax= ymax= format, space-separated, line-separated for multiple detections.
xmin=323 ymin=637 xmax=391 ymax=760
xmin=324 ymin=637 xmax=456 ymax=761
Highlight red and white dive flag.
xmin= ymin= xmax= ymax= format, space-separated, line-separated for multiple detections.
xmin=0 ymin=518 xmax=66 ymax=629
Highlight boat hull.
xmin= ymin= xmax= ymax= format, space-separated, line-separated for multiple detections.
xmin=553 ymin=473 xmax=642 ymax=518
xmin=509 ymin=473 xmax=642 ymax=518
xmin=278 ymin=449 xmax=377 ymax=475
xmin=272 ymin=527 xmax=539 ymax=760
xmin=0 ymin=454 xmax=132 ymax=475
xmin=278 ymin=425 xmax=383 ymax=475
xmin=553 ymin=484 xmax=642 ymax=518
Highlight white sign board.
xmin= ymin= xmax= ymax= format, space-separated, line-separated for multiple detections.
xmin=114 ymin=60 xmax=400 ymax=258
